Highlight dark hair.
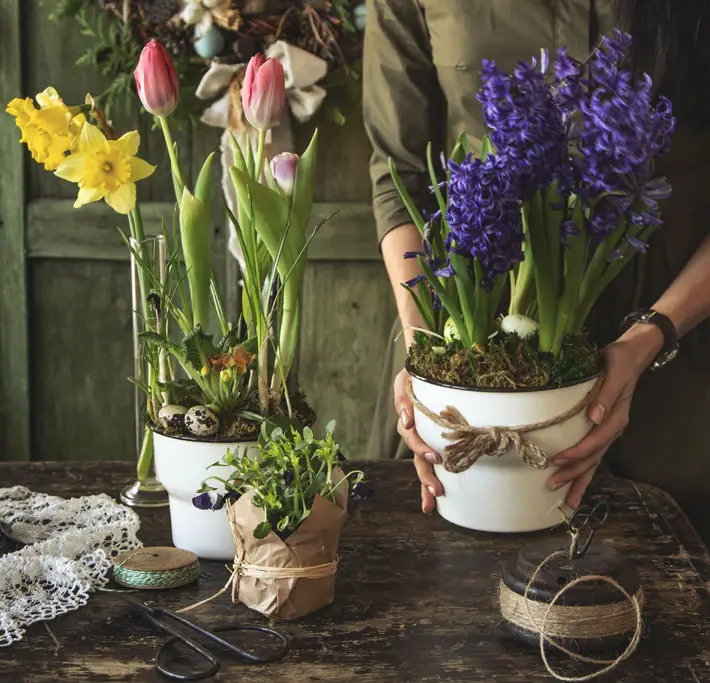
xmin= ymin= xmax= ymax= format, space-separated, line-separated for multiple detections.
xmin=614 ymin=0 xmax=710 ymax=120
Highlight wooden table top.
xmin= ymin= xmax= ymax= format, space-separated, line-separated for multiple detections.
xmin=1 ymin=461 xmax=710 ymax=683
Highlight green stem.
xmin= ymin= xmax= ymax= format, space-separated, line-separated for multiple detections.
xmin=254 ymin=130 xmax=266 ymax=183
xmin=527 ymin=192 xmax=557 ymax=352
xmin=158 ymin=115 xmax=185 ymax=202
xmin=509 ymin=223 xmax=535 ymax=315
xmin=472 ymin=260 xmax=489 ymax=348
xmin=136 ymin=427 xmax=154 ymax=482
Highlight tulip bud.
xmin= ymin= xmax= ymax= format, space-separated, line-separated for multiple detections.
xmin=134 ymin=39 xmax=179 ymax=117
xmin=241 ymin=54 xmax=286 ymax=132
xmin=270 ymin=153 xmax=299 ymax=196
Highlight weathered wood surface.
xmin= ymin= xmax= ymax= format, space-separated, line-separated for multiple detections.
xmin=1 ymin=0 xmax=383 ymax=463
xmin=1 ymin=461 xmax=710 ymax=683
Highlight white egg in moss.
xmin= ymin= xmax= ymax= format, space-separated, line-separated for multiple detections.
xmin=443 ymin=317 xmax=461 ymax=343
xmin=194 ymin=26 xmax=225 ymax=58
xmin=181 ymin=1 xmax=205 ymax=25
xmin=184 ymin=406 xmax=220 ymax=437
xmin=158 ymin=404 xmax=187 ymax=431
xmin=202 ymin=0 xmax=224 ymax=8
xmin=500 ymin=314 xmax=540 ymax=339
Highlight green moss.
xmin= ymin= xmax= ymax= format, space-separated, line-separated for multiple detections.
xmin=408 ymin=331 xmax=601 ymax=390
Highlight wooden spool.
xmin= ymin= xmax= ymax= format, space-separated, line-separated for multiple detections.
xmin=500 ymin=537 xmax=642 ymax=654
xmin=113 ymin=547 xmax=200 ymax=590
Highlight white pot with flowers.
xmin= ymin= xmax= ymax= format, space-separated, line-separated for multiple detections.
xmin=391 ymin=33 xmax=675 ymax=533
xmin=7 ymin=41 xmax=325 ymax=560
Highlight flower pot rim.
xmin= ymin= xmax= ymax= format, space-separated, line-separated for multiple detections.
xmin=405 ymin=359 xmax=602 ymax=394
xmin=149 ymin=425 xmax=258 ymax=445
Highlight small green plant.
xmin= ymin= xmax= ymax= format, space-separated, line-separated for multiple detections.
xmin=195 ymin=421 xmax=369 ymax=539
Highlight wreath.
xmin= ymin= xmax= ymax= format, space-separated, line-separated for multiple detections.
xmin=50 ymin=0 xmax=365 ymax=125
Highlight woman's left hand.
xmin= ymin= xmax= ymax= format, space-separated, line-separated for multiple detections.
xmin=547 ymin=324 xmax=664 ymax=509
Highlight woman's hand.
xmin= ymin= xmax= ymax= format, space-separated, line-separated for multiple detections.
xmin=394 ymin=368 xmax=444 ymax=513
xmin=547 ymin=324 xmax=664 ymax=509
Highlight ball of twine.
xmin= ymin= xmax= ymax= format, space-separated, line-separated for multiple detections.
xmin=499 ymin=549 xmax=644 ymax=682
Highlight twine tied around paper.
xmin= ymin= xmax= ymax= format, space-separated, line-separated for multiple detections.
xmin=177 ymin=511 xmax=338 ymax=615
xmin=404 ymin=375 xmax=603 ymax=472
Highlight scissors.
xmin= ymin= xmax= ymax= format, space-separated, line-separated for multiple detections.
xmin=568 ymin=499 xmax=610 ymax=559
xmin=119 ymin=594 xmax=289 ymax=681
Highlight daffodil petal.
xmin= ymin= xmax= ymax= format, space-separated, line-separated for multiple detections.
xmin=79 ymin=123 xmax=108 ymax=154
xmin=74 ymin=186 xmax=105 ymax=208
xmin=105 ymin=182 xmax=136 ymax=215
xmin=130 ymin=157 xmax=156 ymax=182
xmin=55 ymin=153 xmax=86 ymax=182
xmin=117 ymin=131 xmax=140 ymax=157
xmin=36 ymin=87 xmax=62 ymax=109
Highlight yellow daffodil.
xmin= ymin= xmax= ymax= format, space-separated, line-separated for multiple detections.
xmin=5 ymin=87 xmax=85 ymax=171
xmin=55 ymin=123 xmax=156 ymax=215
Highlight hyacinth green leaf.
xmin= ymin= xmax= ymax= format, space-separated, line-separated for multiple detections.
xmin=417 ymin=256 xmax=471 ymax=347
xmin=388 ymin=157 xmax=426 ymax=234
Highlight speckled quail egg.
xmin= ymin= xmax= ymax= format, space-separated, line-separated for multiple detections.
xmin=158 ymin=404 xmax=188 ymax=432
xmin=184 ymin=406 xmax=220 ymax=437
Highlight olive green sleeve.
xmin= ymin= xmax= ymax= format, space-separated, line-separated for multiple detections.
xmin=363 ymin=0 xmax=446 ymax=244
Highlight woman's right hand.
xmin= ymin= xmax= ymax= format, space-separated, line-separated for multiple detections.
xmin=394 ymin=368 xmax=445 ymax=513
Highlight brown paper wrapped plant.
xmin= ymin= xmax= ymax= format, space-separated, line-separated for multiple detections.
xmin=191 ymin=419 xmax=371 ymax=619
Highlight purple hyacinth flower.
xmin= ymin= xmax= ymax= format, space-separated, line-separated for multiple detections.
xmin=351 ymin=482 xmax=374 ymax=501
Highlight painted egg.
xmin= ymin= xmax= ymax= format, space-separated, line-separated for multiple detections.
xmin=158 ymin=404 xmax=188 ymax=431
xmin=443 ymin=317 xmax=461 ymax=343
xmin=181 ymin=1 xmax=205 ymax=25
xmin=184 ymin=406 xmax=220 ymax=437
xmin=353 ymin=4 xmax=366 ymax=31
xmin=500 ymin=314 xmax=540 ymax=339
xmin=194 ymin=26 xmax=225 ymax=59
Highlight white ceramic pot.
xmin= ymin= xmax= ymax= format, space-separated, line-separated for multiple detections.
xmin=153 ymin=431 xmax=257 ymax=560
xmin=410 ymin=371 xmax=597 ymax=533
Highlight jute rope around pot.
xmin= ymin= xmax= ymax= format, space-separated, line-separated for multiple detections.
xmin=177 ymin=509 xmax=339 ymax=614
xmin=405 ymin=375 xmax=603 ymax=473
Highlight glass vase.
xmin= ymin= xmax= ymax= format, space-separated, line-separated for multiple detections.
xmin=120 ymin=235 xmax=169 ymax=508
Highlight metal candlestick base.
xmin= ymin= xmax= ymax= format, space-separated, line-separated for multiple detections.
xmin=120 ymin=479 xmax=169 ymax=508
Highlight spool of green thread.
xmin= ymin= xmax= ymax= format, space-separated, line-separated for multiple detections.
xmin=113 ymin=547 xmax=200 ymax=590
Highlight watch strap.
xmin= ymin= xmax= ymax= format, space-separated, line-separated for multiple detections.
xmin=620 ymin=309 xmax=678 ymax=370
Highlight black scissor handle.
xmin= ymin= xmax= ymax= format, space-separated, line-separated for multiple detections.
xmin=156 ymin=624 xmax=289 ymax=680
xmin=570 ymin=499 xmax=610 ymax=558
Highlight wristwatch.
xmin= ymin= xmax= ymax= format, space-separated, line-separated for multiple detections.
xmin=620 ymin=309 xmax=679 ymax=371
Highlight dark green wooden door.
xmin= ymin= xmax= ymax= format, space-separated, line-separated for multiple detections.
xmin=0 ymin=0 xmax=394 ymax=464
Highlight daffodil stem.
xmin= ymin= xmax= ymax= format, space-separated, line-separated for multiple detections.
xmin=158 ymin=115 xmax=184 ymax=202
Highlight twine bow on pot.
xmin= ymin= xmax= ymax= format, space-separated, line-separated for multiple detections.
xmin=404 ymin=375 xmax=603 ymax=473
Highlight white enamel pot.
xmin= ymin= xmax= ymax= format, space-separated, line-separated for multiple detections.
xmin=153 ymin=431 xmax=257 ymax=560
xmin=409 ymin=369 xmax=598 ymax=533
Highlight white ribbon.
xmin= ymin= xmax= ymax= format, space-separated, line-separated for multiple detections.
xmin=195 ymin=41 xmax=328 ymax=267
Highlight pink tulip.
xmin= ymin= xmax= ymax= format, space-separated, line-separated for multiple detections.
xmin=241 ymin=54 xmax=286 ymax=132
xmin=134 ymin=40 xmax=179 ymax=117
xmin=270 ymin=153 xmax=299 ymax=196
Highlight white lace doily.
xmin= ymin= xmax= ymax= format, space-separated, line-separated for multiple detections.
xmin=0 ymin=486 xmax=142 ymax=647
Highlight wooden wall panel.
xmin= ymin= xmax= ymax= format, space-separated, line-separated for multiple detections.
xmin=29 ymin=260 xmax=135 ymax=462
xmin=0 ymin=0 xmax=30 ymax=461
xmin=299 ymin=262 xmax=396 ymax=458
